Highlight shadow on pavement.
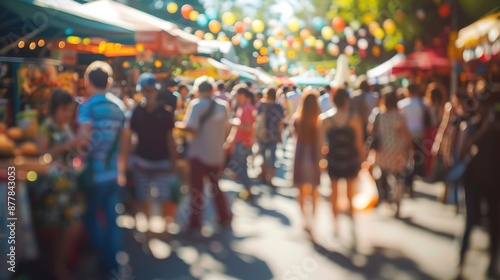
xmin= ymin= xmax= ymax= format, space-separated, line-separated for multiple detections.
xmin=313 ymin=242 xmax=435 ymax=280
xmin=398 ymin=217 xmax=458 ymax=241
xmin=126 ymin=227 xmax=274 ymax=280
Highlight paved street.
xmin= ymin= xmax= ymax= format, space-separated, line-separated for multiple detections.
xmin=109 ymin=142 xmax=492 ymax=280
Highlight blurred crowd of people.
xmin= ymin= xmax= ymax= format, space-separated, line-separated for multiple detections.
xmin=24 ymin=60 xmax=500 ymax=279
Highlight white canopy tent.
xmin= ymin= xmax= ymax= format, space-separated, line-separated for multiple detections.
xmin=367 ymin=53 xmax=405 ymax=85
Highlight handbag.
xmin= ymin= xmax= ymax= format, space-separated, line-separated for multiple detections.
xmin=366 ymin=112 xmax=380 ymax=151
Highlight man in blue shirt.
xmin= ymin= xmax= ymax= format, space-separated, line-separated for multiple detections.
xmin=76 ymin=61 xmax=127 ymax=275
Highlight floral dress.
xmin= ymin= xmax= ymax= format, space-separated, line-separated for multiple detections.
xmin=32 ymin=119 xmax=85 ymax=227
xmin=375 ymin=111 xmax=412 ymax=175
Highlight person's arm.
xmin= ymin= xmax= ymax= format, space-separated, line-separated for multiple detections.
xmin=431 ymin=102 xmax=452 ymax=156
xmin=352 ymin=116 xmax=366 ymax=161
xmin=166 ymin=129 xmax=178 ymax=172
xmin=117 ymin=127 xmax=131 ymax=187
xmin=175 ymin=101 xmax=198 ymax=134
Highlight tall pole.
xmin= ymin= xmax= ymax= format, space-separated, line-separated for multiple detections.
xmin=450 ymin=0 xmax=459 ymax=97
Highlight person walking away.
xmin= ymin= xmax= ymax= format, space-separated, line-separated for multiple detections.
xmin=286 ymin=86 xmax=302 ymax=118
xmin=319 ymin=84 xmax=335 ymax=113
xmin=227 ymin=84 xmax=257 ymax=202
xmin=458 ymin=85 xmax=500 ymax=279
xmin=423 ymin=83 xmax=446 ymax=178
xmin=367 ymin=87 xmax=413 ymax=217
xmin=320 ymin=89 xmax=365 ymax=242
xmin=350 ymin=75 xmax=379 ymax=140
xmin=256 ymin=87 xmax=285 ymax=188
xmin=398 ymin=83 xmax=430 ymax=198
xmin=292 ymin=88 xmax=322 ymax=235
xmin=34 ymin=89 xmax=84 ymax=280
xmin=176 ymin=76 xmax=232 ymax=232
xmin=126 ymin=73 xmax=179 ymax=238
xmin=158 ymin=77 xmax=180 ymax=119
xmin=76 ymin=61 xmax=127 ymax=275
xmin=214 ymin=81 xmax=229 ymax=102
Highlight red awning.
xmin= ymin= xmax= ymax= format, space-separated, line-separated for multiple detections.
xmin=391 ymin=48 xmax=451 ymax=75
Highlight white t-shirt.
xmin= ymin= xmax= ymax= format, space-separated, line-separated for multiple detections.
xmin=183 ymin=97 xmax=230 ymax=166
xmin=398 ymin=97 xmax=426 ymax=140
xmin=319 ymin=93 xmax=334 ymax=113
xmin=286 ymin=91 xmax=302 ymax=117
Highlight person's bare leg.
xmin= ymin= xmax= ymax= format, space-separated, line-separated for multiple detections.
xmin=331 ymin=179 xmax=339 ymax=237
xmin=346 ymin=178 xmax=358 ymax=247
xmin=312 ymin=186 xmax=319 ymax=217
xmin=297 ymin=184 xmax=309 ymax=231
xmin=394 ymin=178 xmax=403 ymax=218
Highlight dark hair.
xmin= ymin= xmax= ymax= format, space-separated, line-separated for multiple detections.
xmin=430 ymin=88 xmax=443 ymax=106
xmin=85 ymin=61 xmax=113 ymax=89
xmin=293 ymin=85 xmax=297 ymax=91
xmin=325 ymin=85 xmax=331 ymax=92
xmin=282 ymin=86 xmax=289 ymax=93
xmin=245 ymin=81 xmax=252 ymax=88
xmin=333 ymin=89 xmax=349 ymax=107
xmin=356 ymin=75 xmax=370 ymax=92
xmin=237 ymin=87 xmax=253 ymax=100
xmin=217 ymin=82 xmax=225 ymax=90
xmin=179 ymin=85 xmax=188 ymax=92
xmin=407 ymin=83 xmax=421 ymax=97
xmin=267 ymin=87 xmax=277 ymax=101
xmin=381 ymin=86 xmax=398 ymax=110
xmin=198 ymin=81 xmax=213 ymax=93
xmin=48 ymin=89 xmax=74 ymax=116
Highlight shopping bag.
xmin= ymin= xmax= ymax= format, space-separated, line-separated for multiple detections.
xmin=353 ymin=168 xmax=379 ymax=212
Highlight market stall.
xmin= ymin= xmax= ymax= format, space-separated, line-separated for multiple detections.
xmin=367 ymin=53 xmax=405 ymax=85
xmin=391 ymin=48 xmax=451 ymax=76
xmin=177 ymin=56 xmax=237 ymax=81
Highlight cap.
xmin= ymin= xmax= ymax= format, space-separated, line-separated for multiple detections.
xmin=136 ymin=72 xmax=160 ymax=92
xmin=165 ymin=77 xmax=180 ymax=88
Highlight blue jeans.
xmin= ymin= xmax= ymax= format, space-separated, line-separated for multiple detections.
xmin=83 ymin=181 xmax=122 ymax=273
xmin=260 ymin=141 xmax=278 ymax=168
xmin=230 ymin=142 xmax=253 ymax=189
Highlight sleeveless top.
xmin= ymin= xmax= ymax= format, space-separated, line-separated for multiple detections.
xmin=326 ymin=114 xmax=360 ymax=178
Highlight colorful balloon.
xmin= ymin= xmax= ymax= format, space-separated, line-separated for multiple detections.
xmin=252 ymin=20 xmax=265 ymax=33
xmin=332 ymin=17 xmax=345 ymax=32
xmin=327 ymin=43 xmax=339 ymax=56
xmin=195 ymin=30 xmax=205 ymax=39
xmin=222 ymin=12 xmax=236 ymax=26
xmin=240 ymin=38 xmax=249 ymax=48
xmin=181 ymin=5 xmax=193 ymax=19
xmin=267 ymin=36 xmax=277 ymax=47
xmin=287 ymin=51 xmax=295 ymax=59
xmin=383 ymin=19 xmax=396 ymax=35
xmin=253 ymin=39 xmax=263 ymax=50
xmin=260 ymin=47 xmax=268 ymax=56
xmin=312 ymin=17 xmax=325 ymax=31
xmin=286 ymin=35 xmax=295 ymax=45
xmin=234 ymin=22 xmax=245 ymax=34
xmin=189 ymin=11 xmax=199 ymax=21
xmin=357 ymin=38 xmax=368 ymax=50
xmin=275 ymin=28 xmax=285 ymax=39
xmin=347 ymin=35 xmax=357 ymax=46
xmin=395 ymin=44 xmax=405 ymax=53
xmin=321 ymin=26 xmax=334 ymax=40
xmin=166 ymin=2 xmax=178 ymax=13
xmin=439 ymin=3 xmax=451 ymax=18
xmin=204 ymin=33 xmax=215 ymax=40
xmin=300 ymin=29 xmax=311 ymax=40
xmin=315 ymin=39 xmax=325 ymax=50
xmin=231 ymin=35 xmax=240 ymax=46
xmin=288 ymin=18 xmax=300 ymax=32
xmin=372 ymin=45 xmax=381 ymax=57
xmin=205 ymin=8 xmax=217 ymax=20
xmin=349 ymin=20 xmax=361 ymax=31
xmin=292 ymin=41 xmax=301 ymax=50
xmin=209 ymin=20 xmax=221 ymax=34
xmin=362 ymin=13 xmax=375 ymax=25
xmin=306 ymin=36 xmax=316 ymax=47
xmin=374 ymin=28 xmax=385 ymax=39
xmin=244 ymin=32 xmax=253 ymax=41
xmin=196 ymin=14 xmax=208 ymax=27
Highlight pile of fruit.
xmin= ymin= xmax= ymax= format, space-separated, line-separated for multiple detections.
xmin=0 ymin=123 xmax=38 ymax=159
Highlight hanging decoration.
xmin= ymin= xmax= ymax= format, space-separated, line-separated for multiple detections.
xmin=181 ymin=4 xmax=193 ymax=19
